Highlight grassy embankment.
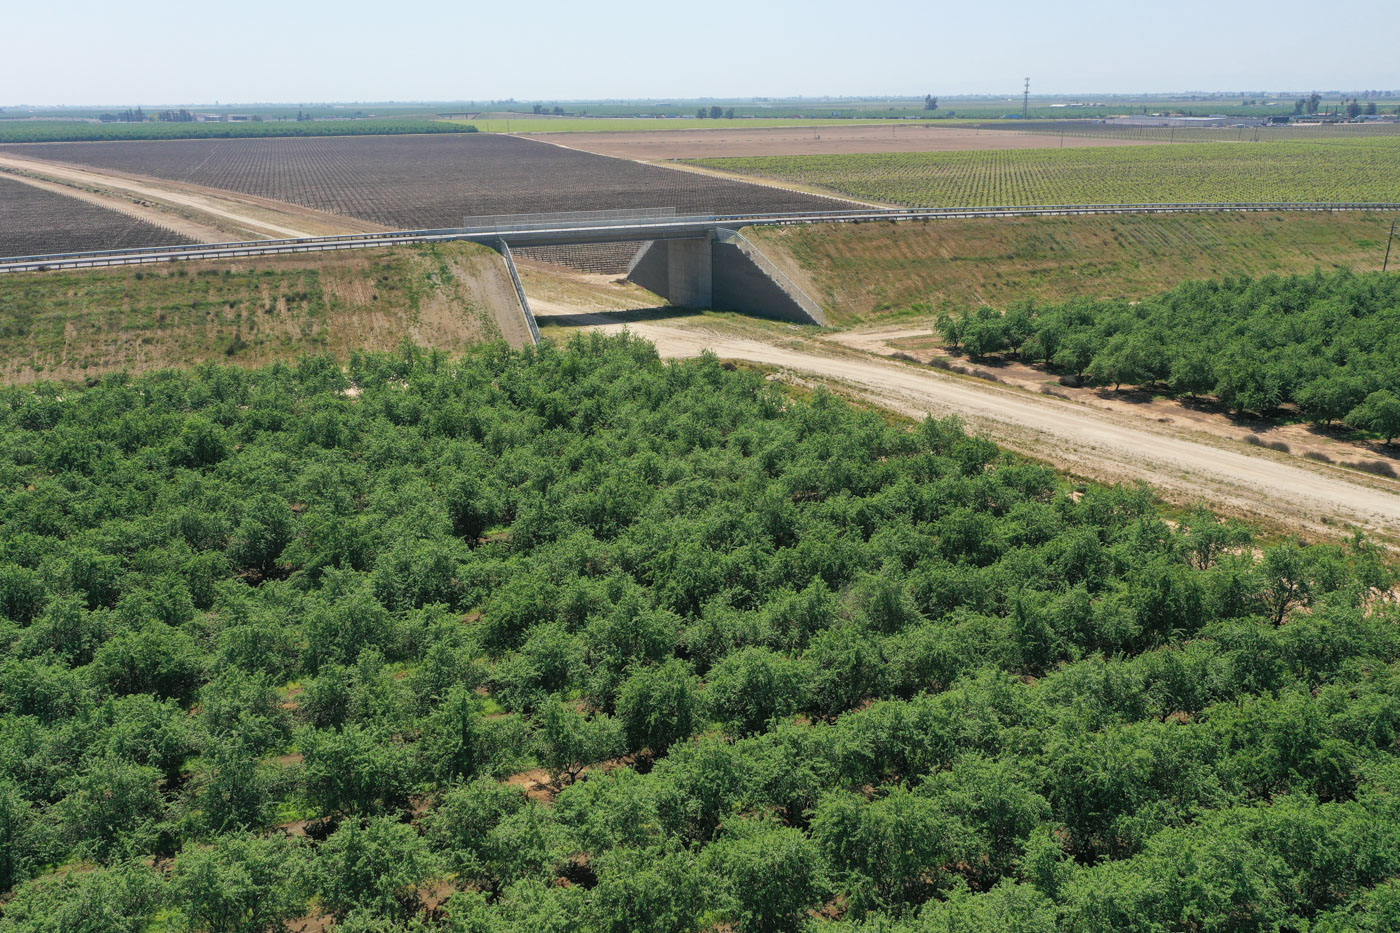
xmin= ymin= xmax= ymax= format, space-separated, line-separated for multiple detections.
xmin=0 ymin=241 xmax=526 ymax=383
xmin=746 ymin=211 xmax=1400 ymax=325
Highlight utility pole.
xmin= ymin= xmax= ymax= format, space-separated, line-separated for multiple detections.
xmin=1023 ymin=77 xmax=1030 ymax=119
xmin=1385 ymin=218 xmax=1398 ymax=273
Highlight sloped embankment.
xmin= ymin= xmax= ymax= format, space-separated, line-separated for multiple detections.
xmin=746 ymin=211 xmax=1400 ymax=325
xmin=0 ymin=241 xmax=529 ymax=383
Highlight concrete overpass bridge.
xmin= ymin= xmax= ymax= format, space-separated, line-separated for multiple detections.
xmin=4 ymin=202 xmax=1399 ymax=338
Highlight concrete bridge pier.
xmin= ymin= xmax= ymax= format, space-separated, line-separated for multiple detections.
xmin=664 ymin=235 xmax=713 ymax=309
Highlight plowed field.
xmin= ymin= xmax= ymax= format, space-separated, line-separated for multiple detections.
xmin=0 ymin=134 xmax=841 ymax=231
xmin=0 ymin=175 xmax=194 ymax=256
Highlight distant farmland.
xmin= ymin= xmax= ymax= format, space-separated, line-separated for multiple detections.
xmin=999 ymin=120 xmax=1400 ymax=144
xmin=462 ymin=117 xmax=886 ymax=133
xmin=0 ymin=118 xmax=478 ymax=144
xmin=0 ymin=176 xmax=194 ymax=256
xmin=747 ymin=210 xmax=1400 ymax=324
xmin=546 ymin=124 xmax=1162 ymax=161
xmin=0 ymin=134 xmax=840 ymax=232
xmin=688 ymin=138 xmax=1400 ymax=207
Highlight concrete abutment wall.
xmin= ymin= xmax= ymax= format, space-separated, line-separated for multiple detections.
xmin=625 ymin=231 xmax=824 ymax=325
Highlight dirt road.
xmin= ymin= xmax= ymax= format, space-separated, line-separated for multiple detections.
xmin=543 ymin=311 xmax=1400 ymax=540
xmin=0 ymin=153 xmax=384 ymax=241
xmin=0 ymin=169 xmax=231 ymax=243
xmin=826 ymin=323 xmax=1400 ymax=474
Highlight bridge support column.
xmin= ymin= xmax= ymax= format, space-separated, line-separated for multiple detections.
xmin=665 ymin=235 xmax=713 ymax=309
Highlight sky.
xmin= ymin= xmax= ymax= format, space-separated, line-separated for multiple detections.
xmin=4 ymin=0 xmax=1397 ymax=106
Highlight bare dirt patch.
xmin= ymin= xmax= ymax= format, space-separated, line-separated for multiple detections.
xmin=538 ymin=124 xmax=1165 ymax=161
xmin=517 ymin=259 xmax=666 ymax=320
xmin=504 ymin=767 xmax=557 ymax=804
xmin=287 ymin=914 xmax=334 ymax=933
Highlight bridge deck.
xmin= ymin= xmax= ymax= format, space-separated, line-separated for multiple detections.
xmin=3 ymin=203 xmax=1398 ymax=273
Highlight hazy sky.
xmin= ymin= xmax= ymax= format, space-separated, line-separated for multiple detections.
xmin=5 ymin=0 xmax=1396 ymax=106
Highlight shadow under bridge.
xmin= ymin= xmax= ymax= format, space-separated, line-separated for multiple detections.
xmin=470 ymin=208 xmax=825 ymax=326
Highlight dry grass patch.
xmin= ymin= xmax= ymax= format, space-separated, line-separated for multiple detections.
xmin=0 ymin=241 xmax=527 ymax=383
xmin=747 ymin=211 xmax=1400 ymax=325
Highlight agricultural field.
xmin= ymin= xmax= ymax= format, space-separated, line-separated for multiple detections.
xmin=0 ymin=242 xmax=529 ymax=381
xmin=690 ymin=137 xmax=1400 ymax=207
xmin=547 ymin=123 xmax=1160 ymax=161
xmin=4 ymin=335 xmax=1400 ymax=932
xmin=0 ymin=134 xmax=840 ymax=232
xmin=746 ymin=210 xmax=1400 ymax=323
xmin=0 ymin=175 xmax=194 ymax=256
xmin=508 ymin=95 xmax=1394 ymax=121
xmin=0 ymin=119 xmax=478 ymax=144
xmin=929 ymin=268 xmax=1400 ymax=429
xmin=999 ymin=120 xmax=1400 ymax=144
xmin=461 ymin=117 xmax=892 ymax=133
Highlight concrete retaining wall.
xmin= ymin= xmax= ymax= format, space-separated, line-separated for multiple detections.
xmin=625 ymin=233 xmax=825 ymax=325
xmin=493 ymin=239 xmax=540 ymax=345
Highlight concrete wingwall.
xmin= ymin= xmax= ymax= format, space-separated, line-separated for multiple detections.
xmin=625 ymin=232 xmax=825 ymax=325
xmin=492 ymin=239 xmax=541 ymax=345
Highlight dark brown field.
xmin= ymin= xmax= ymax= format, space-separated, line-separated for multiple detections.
xmin=0 ymin=176 xmax=194 ymax=256
xmin=0 ymin=134 xmax=842 ymax=231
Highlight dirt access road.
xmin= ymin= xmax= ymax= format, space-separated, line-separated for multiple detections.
xmin=537 ymin=307 xmax=1400 ymax=541
xmin=0 ymin=153 xmax=384 ymax=241
xmin=829 ymin=323 xmax=1400 ymax=474
xmin=533 ymin=124 xmax=1165 ymax=161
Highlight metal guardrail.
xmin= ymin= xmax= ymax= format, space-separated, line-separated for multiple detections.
xmin=493 ymin=239 xmax=540 ymax=345
xmin=463 ymin=213 xmax=717 ymax=236
xmin=4 ymin=203 xmax=1400 ymax=273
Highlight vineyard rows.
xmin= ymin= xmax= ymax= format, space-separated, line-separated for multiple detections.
xmin=0 ymin=176 xmax=194 ymax=257
xmin=0 ymin=135 xmax=838 ymax=233
xmin=1000 ymin=121 xmax=1400 ymax=144
xmin=689 ymin=138 xmax=1400 ymax=208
